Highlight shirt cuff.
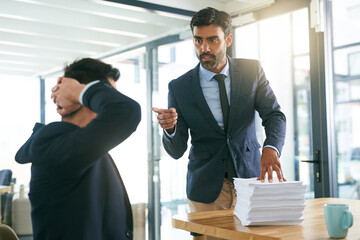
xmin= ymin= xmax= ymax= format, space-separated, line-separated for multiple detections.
xmin=79 ymin=80 xmax=100 ymax=105
xmin=163 ymin=124 xmax=176 ymax=138
xmin=263 ymin=145 xmax=280 ymax=157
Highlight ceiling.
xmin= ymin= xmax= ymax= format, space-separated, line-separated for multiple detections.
xmin=0 ymin=0 xmax=275 ymax=78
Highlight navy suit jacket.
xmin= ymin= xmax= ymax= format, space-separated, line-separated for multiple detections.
xmin=163 ymin=57 xmax=286 ymax=203
xmin=15 ymin=81 xmax=141 ymax=240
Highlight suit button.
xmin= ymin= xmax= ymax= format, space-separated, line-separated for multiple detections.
xmin=126 ymin=230 xmax=133 ymax=238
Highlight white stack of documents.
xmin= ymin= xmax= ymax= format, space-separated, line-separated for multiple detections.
xmin=233 ymin=177 xmax=306 ymax=226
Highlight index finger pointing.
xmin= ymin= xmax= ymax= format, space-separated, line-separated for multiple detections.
xmin=152 ymin=107 xmax=175 ymax=114
xmin=152 ymin=107 xmax=165 ymax=114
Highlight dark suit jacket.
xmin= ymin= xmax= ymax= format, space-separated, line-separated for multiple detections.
xmin=15 ymin=81 xmax=141 ymax=240
xmin=163 ymin=57 xmax=286 ymax=203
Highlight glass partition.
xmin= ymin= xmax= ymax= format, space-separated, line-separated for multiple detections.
xmin=0 ymin=76 xmax=40 ymax=186
xmin=234 ymin=8 xmax=314 ymax=198
xmin=332 ymin=0 xmax=360 ymax=199
xmin=153 ymin=39 xmax=198 ymax=240
xmin=108 ymin=53 xmax=149 ymax=240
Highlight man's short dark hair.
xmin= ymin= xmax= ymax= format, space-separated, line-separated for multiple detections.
xmin=63 ymin=58 xmax=120 ymax=84
xmin=190 ymin=7 xmax=232 ymax=37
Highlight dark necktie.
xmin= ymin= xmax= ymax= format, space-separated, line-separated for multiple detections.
xmin=213 ymin=74 xmax=229 ymax=132
xmin=214 ymin=74 xmax=236 ymax=180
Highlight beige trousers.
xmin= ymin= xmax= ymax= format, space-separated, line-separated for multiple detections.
xmin=187 ymin=178 xmax=237 ymax=240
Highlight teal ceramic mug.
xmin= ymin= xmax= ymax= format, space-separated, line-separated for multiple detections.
xmin=324 ymin=204 xmax=353 ymax=238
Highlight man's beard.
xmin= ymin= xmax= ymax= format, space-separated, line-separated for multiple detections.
xmin=197 ymin=47 xmax=226 ymax=70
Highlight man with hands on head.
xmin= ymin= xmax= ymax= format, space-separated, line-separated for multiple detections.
xmin=152 ymin=7 xmax=286 ymax=219
xmin=15 ymin=58 xmax=141 ymax=240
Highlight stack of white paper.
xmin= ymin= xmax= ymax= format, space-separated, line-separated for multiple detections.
xmin=233 ymin=177 xmax=306 ymax=226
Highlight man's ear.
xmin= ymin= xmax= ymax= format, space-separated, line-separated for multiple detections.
xmin=226 ymin=33 xmax=233 ymax=47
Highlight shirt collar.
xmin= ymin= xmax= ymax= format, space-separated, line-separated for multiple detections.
xmin=199 ymin=57 xmax=230 ymax=82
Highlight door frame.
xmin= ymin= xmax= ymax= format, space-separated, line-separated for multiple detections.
xmin=308 ymin=0 xmax=337 ymax=197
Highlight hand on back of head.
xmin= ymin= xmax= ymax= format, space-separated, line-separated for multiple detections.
xmin=51 ymin=77 xmax=85 ymax=116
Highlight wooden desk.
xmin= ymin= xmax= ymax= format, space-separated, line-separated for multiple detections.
xmin=173 ymin=198 xmax=360 ymax=240
xmin=0 ymin=185 xmax=11 ymax=223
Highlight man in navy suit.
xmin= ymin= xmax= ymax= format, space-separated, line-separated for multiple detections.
xmin=152 ymin=7 xmax=286 ymax=217
xmin=16 ymin=58 xmax=141 ymax=239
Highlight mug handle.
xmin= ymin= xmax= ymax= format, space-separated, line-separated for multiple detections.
xmin=341 ymin=210 xmax=353 ymax=229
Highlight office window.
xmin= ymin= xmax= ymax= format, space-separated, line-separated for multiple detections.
xmin=0 ymin=76 xmax=40 ymax=186
xmin=109 ymin=55 xmax=148 ymax=205
xmin=153 ymin=39 xmax=198 ymax=240
xmin=332 ymin=0 xmax=360 ymax=199
xmin=109 ymin=56 xmax=148 ymax=240
xmin=235 ymin=8 xmax=314 ymax=197
xmin=332 ymin=0 xmax=360 ymax=47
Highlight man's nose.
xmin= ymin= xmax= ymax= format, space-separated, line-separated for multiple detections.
xmin=201 ymin=42 xmax=210 ymax=53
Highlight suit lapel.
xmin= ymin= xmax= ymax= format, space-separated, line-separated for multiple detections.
xmin=228 ymin=58 xmax=243 ymax=134
xmin=189 ymin=64 xmax=224 ymax=134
